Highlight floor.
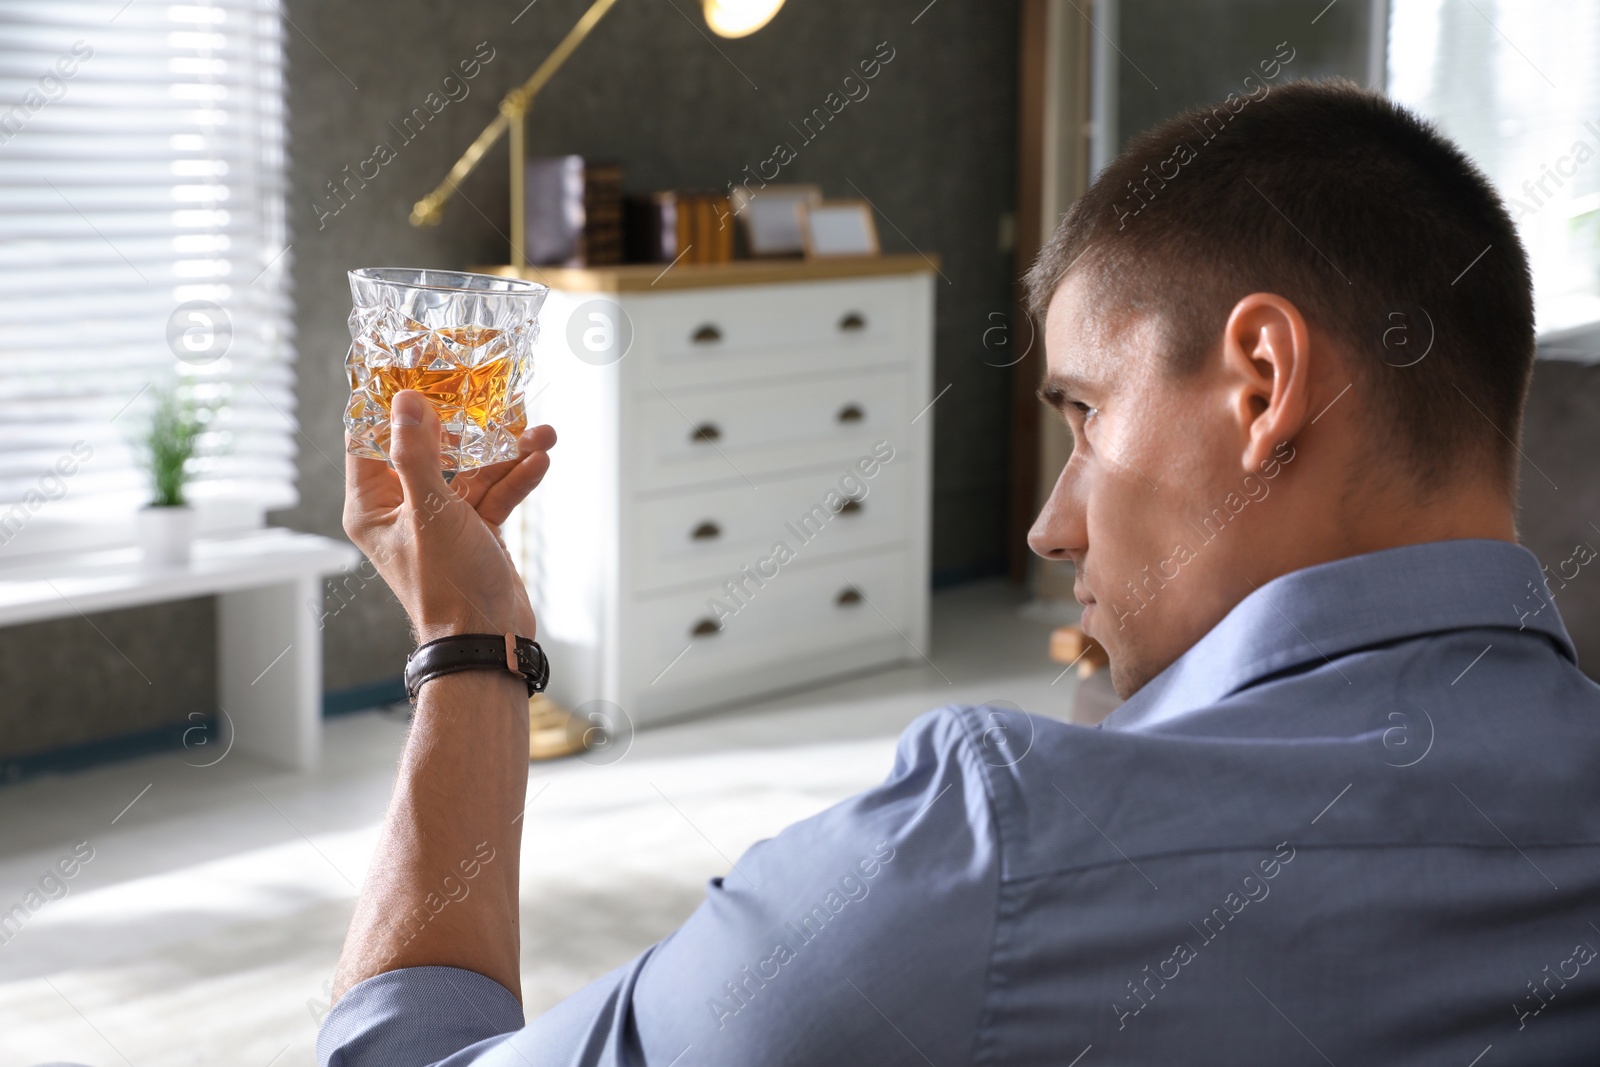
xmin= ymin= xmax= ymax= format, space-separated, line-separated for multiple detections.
xmin=0 ymin=581 xmax=1078 ymax=1067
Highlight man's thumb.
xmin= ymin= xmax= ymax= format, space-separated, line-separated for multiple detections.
xmin=389 ymin=390 xmax=450 ymax=502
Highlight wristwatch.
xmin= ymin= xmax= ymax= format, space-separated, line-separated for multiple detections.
xmin=405 ymin=632 xmax=550 ymax=703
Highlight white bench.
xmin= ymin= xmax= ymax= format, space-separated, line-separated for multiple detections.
xmin=0 ymin=528 xmax=359 ymax=771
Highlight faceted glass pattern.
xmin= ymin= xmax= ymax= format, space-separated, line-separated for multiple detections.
xmin=344 ymin=268 xmax=548 ymax=473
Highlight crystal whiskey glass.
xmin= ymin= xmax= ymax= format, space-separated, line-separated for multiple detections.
xmin=344 ymin=268 xmax=549 ymax=472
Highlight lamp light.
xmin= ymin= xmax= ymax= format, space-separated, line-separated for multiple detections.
xmin=702 ymin=0 xmax=786 ymax=38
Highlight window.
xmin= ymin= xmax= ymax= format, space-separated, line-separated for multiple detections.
xmin=0 ymin=0 xmax=294 ymax=556
xmin=1389 ymin=0 xmax=1600 ymax=338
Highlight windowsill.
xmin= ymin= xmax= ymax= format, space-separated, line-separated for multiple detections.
xmin=0 ymin=499 xmax=271 ymax=564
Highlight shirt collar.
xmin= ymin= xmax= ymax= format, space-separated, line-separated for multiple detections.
xmin=1100 ymin=538 xmax=1578 ymax=731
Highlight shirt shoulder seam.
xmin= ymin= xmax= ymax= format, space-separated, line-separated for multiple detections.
xmin=944 ymin=704 xmax=1015 ymax=1067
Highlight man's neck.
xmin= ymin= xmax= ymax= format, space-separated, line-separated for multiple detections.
xmin=1342 ymin=477 xmax=1517 ymax=556
xmin=1236 ymin=471 xmax=1517 ymax=603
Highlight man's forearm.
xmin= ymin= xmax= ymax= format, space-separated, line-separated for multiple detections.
xmin=332 ymin=670 xmax=530 ymax=1003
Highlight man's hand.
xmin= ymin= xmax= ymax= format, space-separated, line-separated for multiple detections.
xmin=343 ymin=389 xmax=556 ymax=642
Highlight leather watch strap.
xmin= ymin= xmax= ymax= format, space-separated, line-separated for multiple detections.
xmin=405 ymin=632 xmax=550 ymax=702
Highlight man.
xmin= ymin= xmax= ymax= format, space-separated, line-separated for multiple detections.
xmin=321 ymin=80 xmax=1600 ymax=1064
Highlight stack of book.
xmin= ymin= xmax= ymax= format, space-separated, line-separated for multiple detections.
xmin=523 ymin=156 xmax=624 ymax=267
xmin=580 ymin=163 xmax=624 ymax=266
xmin=525 ymin=161 xmax=740 ymax=267
xmin=625 ymin=191 xmax=735 ymax=265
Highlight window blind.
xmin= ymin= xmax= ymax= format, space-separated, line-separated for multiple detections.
xmin=0 ymin=0 xmax=294 ymax=554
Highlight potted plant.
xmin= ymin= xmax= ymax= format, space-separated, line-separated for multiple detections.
xmin=137 ymin=385 xmax=211 ymax=567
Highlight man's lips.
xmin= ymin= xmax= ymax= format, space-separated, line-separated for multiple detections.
xmin=1074 ymin=581 xmax=1097 ymax=634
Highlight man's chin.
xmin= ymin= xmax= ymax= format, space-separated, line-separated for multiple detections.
xmin=1107 ymin=661 xmax=1139 ymax=701
xmin=1079 ymin=614 xmax=1144 ymax=701
xmin=1107 ymin=643 xmax=1168 ymax=701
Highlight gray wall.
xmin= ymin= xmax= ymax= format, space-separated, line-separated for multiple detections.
xmin=0 ymin=0 xmax=1020 ymax=759
xmin=1112 ymin=0 xmax=1376 ymax=157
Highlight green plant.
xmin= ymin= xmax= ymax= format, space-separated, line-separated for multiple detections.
xmin=143 ymin=386 xmax=212 ymax=508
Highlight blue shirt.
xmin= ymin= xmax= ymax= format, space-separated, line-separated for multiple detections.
xmin=320 ymin=539 xmax=1600 ymax=1065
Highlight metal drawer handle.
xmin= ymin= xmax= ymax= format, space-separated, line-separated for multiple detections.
xmin=691 ymin=521 xmax=722 ymax=541
xmin=692 ymin=323 xmax=723 ymax=344
xmin=836 ymin=586 xmax=863 ymax=607
xmin=836 ymin=403 xmax=864 ymax=424
xmin=837 ymin=499 xmax=863 ymax=516
xmin=690 ymin=422 xmax=722 ymax=443
xmin=691 ymin=617 xmax=722 ymax=638
xmin=838 ymin=311 xmax=867 ymax=332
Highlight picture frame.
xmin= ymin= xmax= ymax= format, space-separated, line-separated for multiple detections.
xmin=801 ymin=199 xmax=880 ymax=258
xmin=733 ymin=184 xmax=821 ymax=257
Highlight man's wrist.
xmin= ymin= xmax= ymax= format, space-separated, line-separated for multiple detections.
xmin=415 ymin=623 xmax=473 ymax=645
xmin=414 ymin=619 xmax=533 ymax=645
xmin=411 ymin=666 xmax=528 ymax=709
xmin=414 ymin=615 xmax=496 ymax=645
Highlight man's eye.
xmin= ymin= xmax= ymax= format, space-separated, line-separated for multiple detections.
xmin=1071 ymin=402 xmax=1097 ymax=420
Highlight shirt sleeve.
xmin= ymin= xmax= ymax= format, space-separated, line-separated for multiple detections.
xmin=318 ymin=705 xmax=1002 ymax=1067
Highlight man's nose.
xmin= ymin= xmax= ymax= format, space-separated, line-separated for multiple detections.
xmin=1027 ymin=463 xmax=1085 ymax=562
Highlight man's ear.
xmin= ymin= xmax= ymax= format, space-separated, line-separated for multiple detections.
xmin=1221 ymin=293 xmax=1313 ymax=472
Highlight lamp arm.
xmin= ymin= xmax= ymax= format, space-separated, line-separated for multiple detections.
xmin=408 ymin=0 xmax=625 ymax=230
xmin=409 ymin=112 xmax=512 ymax=227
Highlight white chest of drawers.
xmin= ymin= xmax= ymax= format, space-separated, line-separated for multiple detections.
xmin=500 ymin=256 xmax=936 ymax=726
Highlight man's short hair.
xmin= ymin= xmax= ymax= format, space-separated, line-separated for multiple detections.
xmin=1024 ymin=78 xmax=1535 ymax=490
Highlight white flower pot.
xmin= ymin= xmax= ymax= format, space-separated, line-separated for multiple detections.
xmin=138 ymin=505 xmax=198 ymax=567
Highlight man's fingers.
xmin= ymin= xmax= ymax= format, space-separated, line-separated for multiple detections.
xmin=451 ymin=457 xmax=517 ymax=506
xmin=388 ymin=390 xmax=452 ymax=510
xmin=522 ymin=424 xmax=557 ymax=453
xmin=476 ymin=448 xmax=553 ymax=528
xmin=453 ymin=425 xmax=558 ymax=507
xmin=474 ymin=424 xmax=556 ymax=522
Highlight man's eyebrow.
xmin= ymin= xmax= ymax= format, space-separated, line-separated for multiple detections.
xmin=1036 ymin=372 xmax=1093 ymax=408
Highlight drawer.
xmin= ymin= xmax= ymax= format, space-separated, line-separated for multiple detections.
xmin=627 ymin=277 xmax=917 ymax=389
xmin=634 ymin=368 xmax=910 ymax=490
xmin=625 ymin=548 xmax=915 ymax=695
xmin=630 ymin=461 xmax=910 ymax=593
